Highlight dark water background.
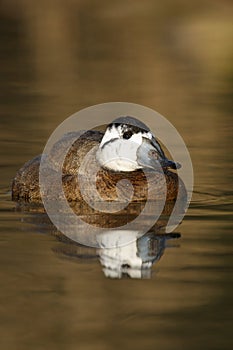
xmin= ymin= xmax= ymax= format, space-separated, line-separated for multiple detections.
xmin=0 ymin=1 xmax=232 ymax=349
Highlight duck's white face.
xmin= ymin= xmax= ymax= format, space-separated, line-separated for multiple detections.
xmin=96 ymin=117 xmax=180 ymax=172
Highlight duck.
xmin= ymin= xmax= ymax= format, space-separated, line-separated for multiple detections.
xmin=12 ymin=116 xmax=186 ymax=209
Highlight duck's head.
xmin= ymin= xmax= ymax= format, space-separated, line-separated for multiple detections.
xmin=96 ymin=116 xmax=180 ymax=172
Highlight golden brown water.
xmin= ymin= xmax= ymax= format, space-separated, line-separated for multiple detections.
xmin=0 ymin=1 xmax=232 ymax=349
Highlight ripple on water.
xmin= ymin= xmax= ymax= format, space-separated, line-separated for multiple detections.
xmin=188 ymin=189 xmax=233 ymax=218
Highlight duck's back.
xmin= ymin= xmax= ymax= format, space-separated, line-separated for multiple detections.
xmin=12 ymin=130 xmax=103 ymax=202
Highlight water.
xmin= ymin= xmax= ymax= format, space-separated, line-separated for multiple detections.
xmin=0 ymin=1 xmax=232 ymax=349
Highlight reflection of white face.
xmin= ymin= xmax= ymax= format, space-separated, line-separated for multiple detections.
xmin=97 ymin=230 xmax=153 ymax=279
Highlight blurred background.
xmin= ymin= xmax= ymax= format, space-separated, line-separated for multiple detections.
xmin=0 ymin=0 xmax=232 ymax=189
xmin=0 ymin=1 xmax=232 ymax=350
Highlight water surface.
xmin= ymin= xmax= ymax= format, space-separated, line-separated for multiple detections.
xmin=0 ymin=1 xmax=232 ymax=349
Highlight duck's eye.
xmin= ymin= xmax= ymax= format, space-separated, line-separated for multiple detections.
xmin=123 ymin=131 xmax=133 ymax=139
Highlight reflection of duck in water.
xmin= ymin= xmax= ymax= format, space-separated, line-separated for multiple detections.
xmin=99 ymin=232 xmax=180 ymax=279
xmin=52 ymin=229 xmax=181 ymax=279
xmin=12 ymin=116 xmax=185 ymax=205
